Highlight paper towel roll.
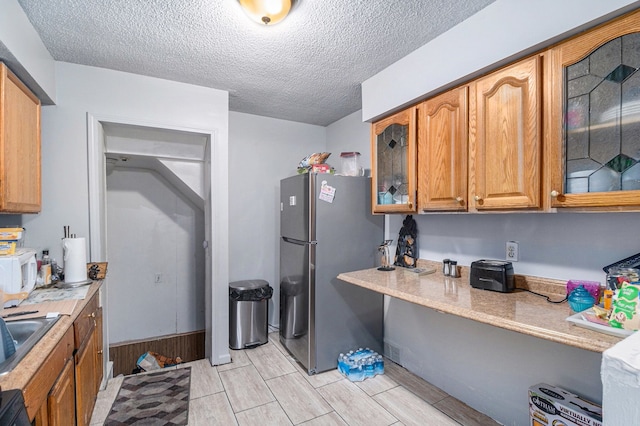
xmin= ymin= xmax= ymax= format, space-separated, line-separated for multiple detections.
xmin=63 ymin=237 xmax=87 ymax=283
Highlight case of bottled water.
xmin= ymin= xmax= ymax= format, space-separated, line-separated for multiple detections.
xmin=337 ymin=348 xmax=384 ymax=381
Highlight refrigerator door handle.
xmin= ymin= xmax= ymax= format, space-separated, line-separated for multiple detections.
xmin=282 ymin=236 xmax=317 ymax=246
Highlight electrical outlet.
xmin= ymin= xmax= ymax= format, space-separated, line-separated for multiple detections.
xmin=506 ymin=241 xmax=519 ymax=262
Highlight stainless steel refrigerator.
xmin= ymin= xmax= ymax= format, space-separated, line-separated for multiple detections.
xmin=279 ymin=173 xmax=384 ymax=374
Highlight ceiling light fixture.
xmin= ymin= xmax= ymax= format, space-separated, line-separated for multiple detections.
xmin=238 ymin=0 xmax=293 ymax=25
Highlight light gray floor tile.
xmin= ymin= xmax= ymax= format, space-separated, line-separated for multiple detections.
xmin=90 ymin=375 xmax=124 ymax=425
xmin=299 ymin=411 xmax=349 ymax=426
xmin=433 ymin=396 xmax=500 ymax=426
xmin=384 ymin=361 xmax=449 ymax=404
xmin=92 ymin=352 xmax=498 ymax=426
xmin=355 ymin=372 xmax=399 ymax=396
xmin=182 ymin=358 xmax=224 ymax=398
xmin=269 ymin=332 xmax=293 ymax=358
xmin=189 ymin=392 xmax=238 ymax=426
xmin=246 ymin=341 xmax=297 ymax=380
xmin=235 ymin=401 xmax=293 ymax=426
xmin=217 ymin=348 xmax=253 ymax=372
xmin=288 ymin=358 xmax=345 ymax=388
xmin=317 ymin=379 xmax=398 ymax=426
xmin=219 ymin=364 xmax=275 ymax=412
xmin=266 ymin=372 xmax=333 ymax=424
xmin=373 ymin=386 xmax=459 ymax=426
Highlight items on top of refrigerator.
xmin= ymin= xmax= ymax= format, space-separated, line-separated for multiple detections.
xmin=297 ymin=152 xmax=334 ymax=174
xmin=337 ymin=348 xmax=384 ymax=382
xmin=339 ymin=152 xmax=362 ymax=176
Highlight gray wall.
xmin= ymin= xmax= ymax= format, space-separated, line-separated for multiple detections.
xmin=229 ymin=111 xmax=327 ymax=325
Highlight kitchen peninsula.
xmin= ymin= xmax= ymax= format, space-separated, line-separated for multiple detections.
xmin=338 ymin=263 xmax=622 ymax=352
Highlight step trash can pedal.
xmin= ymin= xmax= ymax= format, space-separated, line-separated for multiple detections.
xmin=229 ymin=279 xmax=273 ymax=350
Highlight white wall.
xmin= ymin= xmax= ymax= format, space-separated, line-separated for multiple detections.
xmin=362 ymin=0 xmax=640 ymax=122
xmin=106 ymin=167 xmax=205 ymax=343
xmin=228 ymin=111 xmax=326 ymax=325
xmin=0 ymin=0 xmax=56 ymax=102
xmin=23 ymin=61 xmax=228 ymax=268
xmin=326 ymin=110 xmax=372 ymax=176
xmin=21 ymin=62 xmax=229 ymax=364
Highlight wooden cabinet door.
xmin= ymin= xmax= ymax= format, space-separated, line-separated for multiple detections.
xmin=75 ymin=329 xmax=97 ymax=426
xmin=0 ymin=63 xmax=41 ymax=213
xmin=371 ymin=107 xmax=417 ymax=213
xmin=546 ymin=9 xmax=640 ymax=209
xmin=418 ymin=86 xmax=468 ymax=211
xmin=48 ymin=360 xmax=76 ymax=426
xmin=95 ymin=307 xmax=104 ymax=393
xmin=469 ymin=55 xmax=542 ymax=211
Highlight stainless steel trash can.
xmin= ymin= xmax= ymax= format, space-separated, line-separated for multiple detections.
xmin=229 ymin=280 xmax=272 ymax=350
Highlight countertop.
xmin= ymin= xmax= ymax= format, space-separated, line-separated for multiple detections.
xmin=337 ymin=262 xmax=623 ymax=353
xmin=0 ymin=281 xmax=101 ymax=391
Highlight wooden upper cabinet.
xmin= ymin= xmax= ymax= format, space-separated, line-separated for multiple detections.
xmin=0 ymin=63 xmax=41 ymax=213
xmin=418 ymin=86 xmax=468 ymax=212
xmin=469 ymin=55 xmax=542 ymax=211
xmin=547 ymin=9 xmax=640 ymax=209
xmin=371 ymin=107 xmax=417 ymax=214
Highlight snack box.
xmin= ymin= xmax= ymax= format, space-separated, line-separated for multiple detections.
xmin=311 ymin=163 xmax=331 ymax=173
xmin=0 ymin=227 xmax=24 ymax=241
xmin=529 ymin=383 xmax=602 ymax=426
xmin=0 ymin=241 xmax=16 ymax=255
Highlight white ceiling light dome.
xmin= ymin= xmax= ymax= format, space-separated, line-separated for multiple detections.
xmin=238 ymin=0 xmax=293 ymax=25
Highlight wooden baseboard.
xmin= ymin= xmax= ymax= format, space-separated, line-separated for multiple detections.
xmin=109 ymin=330 xmax=205 ymax=376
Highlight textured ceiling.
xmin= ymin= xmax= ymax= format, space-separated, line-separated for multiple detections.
xmin=17 ymin=0 xmax=496 ymax=126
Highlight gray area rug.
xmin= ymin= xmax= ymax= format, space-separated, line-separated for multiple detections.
xmin=105 ymin=367 xmax=191 ymax=425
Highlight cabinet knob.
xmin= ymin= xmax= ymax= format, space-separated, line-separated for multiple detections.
xmin=88 ymin=312 xmax=96 ymax=318
xmin=550 ymin=190 xmax=560 ymax=198
xmin=455 ymin=197 xmax=463 ymax=203
xmin=474 ymin=195 xmax=482 ymax=202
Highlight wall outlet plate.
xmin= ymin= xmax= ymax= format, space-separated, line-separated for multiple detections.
xmin=506 ymin=241 xmax=519 ymax=262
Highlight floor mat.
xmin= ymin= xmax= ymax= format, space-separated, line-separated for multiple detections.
xmin=104 ymin=367 xmax=191 ymax=425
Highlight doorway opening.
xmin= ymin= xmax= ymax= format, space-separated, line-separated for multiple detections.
xmin=87 ymin=114 xmax=231 ymax=382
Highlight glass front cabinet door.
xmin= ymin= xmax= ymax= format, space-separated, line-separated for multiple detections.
xmin=547 ymin=10 xmax=640 ymax=208
xmin=370 ymin=107 xmax=417 ymax=214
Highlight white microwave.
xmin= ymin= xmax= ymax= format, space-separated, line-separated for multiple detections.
xmin=0 ymin=248 xmax=37 ymax=307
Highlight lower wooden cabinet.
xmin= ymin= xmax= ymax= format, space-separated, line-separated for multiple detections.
xmin=47 ymin=360 xmax=76 ymax=426
xmin=26 ymin=327 xmax=74 ymax=422
xmin=75 ymin=293 xmax=103 ymax=426
xmin=28 ymin=287 xmax=104 ymax=426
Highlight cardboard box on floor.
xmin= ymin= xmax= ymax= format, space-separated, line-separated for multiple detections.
xmin=529 ymin=383 xmax=602 ymax=426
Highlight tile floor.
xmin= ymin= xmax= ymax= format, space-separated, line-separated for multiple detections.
xmin=91 ymin=332 xmax=499 ymax=425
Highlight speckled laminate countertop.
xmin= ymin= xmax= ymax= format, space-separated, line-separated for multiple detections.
xmin=337 ymin=262 xmax=623 ymax=353
xmin=0 ymin=282 xmax=101 ymax=391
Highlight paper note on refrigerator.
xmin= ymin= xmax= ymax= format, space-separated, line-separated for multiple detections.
xmin=319 ymin=182 xmax=336 ymax=203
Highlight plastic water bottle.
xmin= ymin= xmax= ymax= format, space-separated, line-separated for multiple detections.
xmin=337 ymin=353 xmax=346 ymax=375
xmin=374 ymin=355 xmax=384 ymax=375
xmin=350 ymin=360 xmax=365 ymax=382
xmin=364 ymin=356 xmax=375 ymax=378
